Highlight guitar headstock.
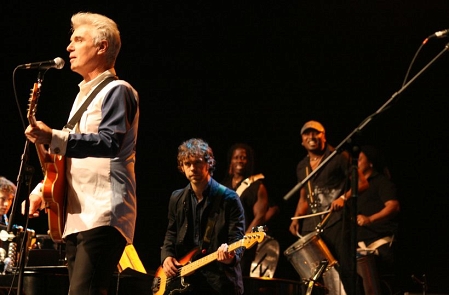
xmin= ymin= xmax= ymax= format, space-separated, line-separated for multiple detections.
xmin=251 ymin=225 xmax=267 ymax=233
xmin=27 ymin=83 xmax=40 ymax=126
xmin=241 ymin=226 xmax=266 ymax=249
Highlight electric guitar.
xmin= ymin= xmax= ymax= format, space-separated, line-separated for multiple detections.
xmin=27 ymin=82 xmax=66 ymax=243
xmin=152 ymin=228 xmax=266 ymax=295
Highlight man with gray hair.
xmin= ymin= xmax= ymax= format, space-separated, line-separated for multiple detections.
xmin=23 ymin=12 xmax=139 ymax=295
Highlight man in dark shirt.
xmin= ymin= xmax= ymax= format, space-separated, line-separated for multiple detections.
xmin=159 ymin=138 xmax=246 ymax=295
xmin=288 ymin=120 xmax=368 ymax=295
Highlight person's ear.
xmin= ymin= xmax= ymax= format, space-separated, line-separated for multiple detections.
xmin=98 ymin=40 xmax=108 ymax=54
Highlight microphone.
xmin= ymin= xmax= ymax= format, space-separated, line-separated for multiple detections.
xmin=428 ymin=28 xmax=449 ymax=39
xmin=423 ymin=29 xmax=449 ymax=44
xmin=17 ymin=57 xmax=65 ymax=70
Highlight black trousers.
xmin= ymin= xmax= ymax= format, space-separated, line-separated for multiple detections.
xmin=65 ymin=226 xmax=127 ymax=295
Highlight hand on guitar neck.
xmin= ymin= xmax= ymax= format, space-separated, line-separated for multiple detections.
xmin=25 ymin=82 xmax=53 ymax=145
xmin=25 ymin=121 xmax=53 ymax=145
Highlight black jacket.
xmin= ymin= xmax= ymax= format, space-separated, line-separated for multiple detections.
xmin=161 ymin=177 xmax=245 ymax=294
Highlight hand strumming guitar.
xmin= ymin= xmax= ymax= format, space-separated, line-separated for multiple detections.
xmin=162 ymin=256 xmax=181 ymax=277
xmin=21 ymin=184 xmax=45 ymax=218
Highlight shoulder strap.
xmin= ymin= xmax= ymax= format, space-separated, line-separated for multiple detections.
xmin=201 ymin=185 xmax=226 ymax=250
xmin=64 ymin=76 xmax=117 ymax=131
xmin=235 ymin=173 xmax=265 ymax=196
xmin=305 ymin=167 xmax=318 ymax=213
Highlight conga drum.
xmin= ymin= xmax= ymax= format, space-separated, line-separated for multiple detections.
xmin=357 ymin=250 xmax=382 ymax=295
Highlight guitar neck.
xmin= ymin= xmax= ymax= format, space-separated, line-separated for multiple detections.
xmin=28 ymin=114 xmax=48 ymax=174
xmin=180 ymin=239 xmax=244 ymax=277
xmin=27 ymin=82 xmax=49 ymax=175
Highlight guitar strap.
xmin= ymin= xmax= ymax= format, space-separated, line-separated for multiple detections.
xmin=305 ymin=167 xmax=318 ymax=214
xmin=235 ymin=173 xmax=265 ymax=196
xmin=64 ymin=76 xmax=117 ymax=131
xmin=201 ymin=184 xmax=226 ymax=251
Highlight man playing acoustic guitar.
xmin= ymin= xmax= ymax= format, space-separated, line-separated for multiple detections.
xmin=155 ymin=138 xmax=246 ymax=295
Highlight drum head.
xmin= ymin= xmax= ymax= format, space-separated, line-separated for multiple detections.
xmin=250 ymin=235 xmax=280 ymax=278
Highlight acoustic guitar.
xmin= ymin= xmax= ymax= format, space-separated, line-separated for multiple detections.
xmin=27 ymin=82 xmax=66 ymax=243
xmin=152 ymin=228 xmax=266 ymax=295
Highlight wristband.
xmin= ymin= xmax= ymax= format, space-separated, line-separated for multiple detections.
xmin=340 ymin=195 xmax=347 ymax=201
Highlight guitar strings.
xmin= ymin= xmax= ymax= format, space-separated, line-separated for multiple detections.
xmin=166 ymin=268 xmax=182 ymax=284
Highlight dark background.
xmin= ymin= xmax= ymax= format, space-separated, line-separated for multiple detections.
xmin=1 ymin=1 xmax=448 ymax=293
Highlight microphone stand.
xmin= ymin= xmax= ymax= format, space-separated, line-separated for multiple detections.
xmin=7 ymin=130 xmax=35 ymax=295
xmin=348 ymin=145 xmax=360 ymax=295
xmin=7 ymin=70 xmax=48 ymax=295
xmin=283 ymin=42 xmax=449 ymax=295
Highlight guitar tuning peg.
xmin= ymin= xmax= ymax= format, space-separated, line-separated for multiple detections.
xmin=251 ymin=225 xmax=267 ymax=233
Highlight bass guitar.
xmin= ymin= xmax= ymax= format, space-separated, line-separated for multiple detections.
xmin=152 ymin=228 xmax=266 ymax=295
xmin=27 ymin=82 xmax=66 ymax=243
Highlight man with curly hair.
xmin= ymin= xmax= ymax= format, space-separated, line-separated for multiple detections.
xmin=160 ymin=138 xmax=245 ymax=294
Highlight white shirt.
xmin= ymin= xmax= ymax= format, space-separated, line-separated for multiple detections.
xmin=49 ymin=70 xmax=139 ymax=244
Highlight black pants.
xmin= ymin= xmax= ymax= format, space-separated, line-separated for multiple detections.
xmin=65 ymin=226 xmax=127 ymax=295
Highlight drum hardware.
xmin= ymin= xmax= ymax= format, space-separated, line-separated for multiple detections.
xmin=306 ymin=259 xmax=329 ymax=295
xmin=411 ymin=274 xmax=428 ymax=295
xmin=309 ymin=201 xmax=319 ymax=213
xmin=315 ymin=210 xmax=332 ymax=233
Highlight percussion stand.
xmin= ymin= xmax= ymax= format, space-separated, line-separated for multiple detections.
xmin=305 ymin=259 xmax=329 ymax=295
xmin=411 ymin=274 xmax=428 ymax=295
xmin=283 ymin=42 xmax=449 ymax=295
